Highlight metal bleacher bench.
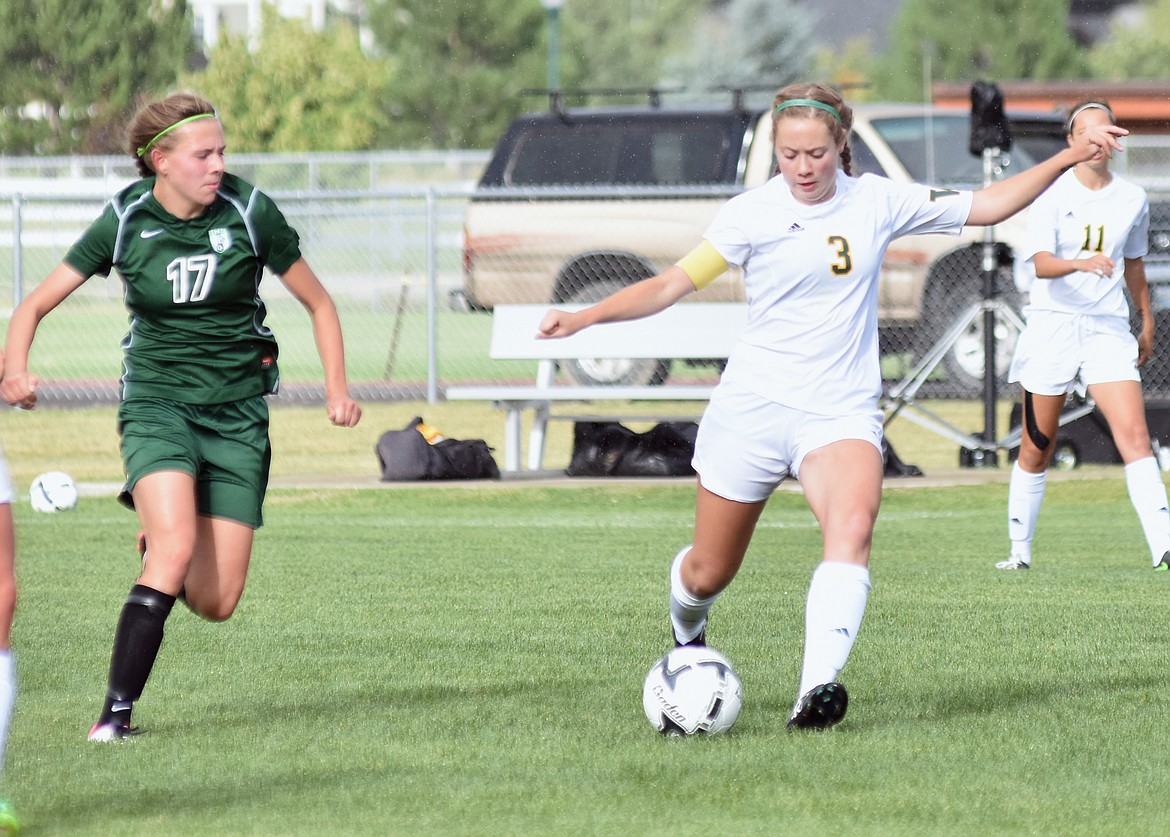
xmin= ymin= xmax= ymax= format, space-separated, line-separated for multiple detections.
xmin=445 ymin=303 xmax=747 ymax=472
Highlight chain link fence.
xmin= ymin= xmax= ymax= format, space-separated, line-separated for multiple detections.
xmin=3 ymin=147 xmax=1170 ymax=406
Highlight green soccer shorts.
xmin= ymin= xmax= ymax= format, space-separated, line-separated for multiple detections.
xmin=117 ymin=396 xmax=272 ymax=528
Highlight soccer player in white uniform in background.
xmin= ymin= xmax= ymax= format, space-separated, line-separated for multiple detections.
xmin=539 ymin=82 xmax=1126 ymax=729
xmin=999 ymin=100 xmax=1168 ymax=571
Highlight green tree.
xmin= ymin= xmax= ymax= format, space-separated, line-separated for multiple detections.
xmin=810 ymin=36 xmax=880 ymax=102
xmin=1088 ymin=0 xmax=1170 ymax=80
xmin=0 ymin=0 xmax=195 ymax=154
xmin=558 ymin=0 xmax=697 ymax=99
xmin=663 ymin=0 xmax=812 ymax=103
xmin=367 ymin=0 xmax=715 ymax=148
xmin=872 ymin=0 xmax=1088 ymax=101
xmin=183 ymin=8 xmax=390 ymax=152
xmin=366 ymin=0 xmax=547 ymax=149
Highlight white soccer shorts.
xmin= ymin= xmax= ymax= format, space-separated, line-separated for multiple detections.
xmin=692 ymin=379 xmax=883 ymax=503
xmin=0 ymin=452 xmax=13 ymax=506
xmin=1009 ymin=310 xmax=1139 ymax=396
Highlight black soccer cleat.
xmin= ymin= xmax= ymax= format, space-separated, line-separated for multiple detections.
xmin=672 ymin=625 xmax=706 ymax=648
xmin=1155 ymin=552 xmax=1170 ymax=572
xmin=787 ymin=682 xmax=848 ymax=731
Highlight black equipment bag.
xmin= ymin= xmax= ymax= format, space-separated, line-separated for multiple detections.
xmin=566 ymin=421 xmax=698 ymax=477
xmin=882 ymin=438 xmax=923 ymax=478
xmin=376 ymin=417 xmax=500 ymax=481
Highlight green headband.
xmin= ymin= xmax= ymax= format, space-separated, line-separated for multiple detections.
xmin=136 ymin=113 xmax=216 ymax=158
xmin=774 ymin=98 xmax=841 ymax=122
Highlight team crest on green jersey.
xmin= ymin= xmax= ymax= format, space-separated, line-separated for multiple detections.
xmin=209 ymin=228 xmax=232 ymax=253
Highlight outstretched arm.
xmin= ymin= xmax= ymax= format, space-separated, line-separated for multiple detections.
xmin=966 ymin=123 xmax=1127 ymax=227
xmin=278 ymin=258 xmax=362 ymax=427
xmin=537 ymin=266 xmax=698 ymax=339
xmin=1 ymin=262 xmax=89 ymax=409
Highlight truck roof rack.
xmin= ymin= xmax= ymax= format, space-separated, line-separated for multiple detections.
xmin=520 ymin=87 xmax=685 ymax=116
xmin=714 ymin=85 xmax=781 ymax=112
xmin=714 ymin=81 xmax=868 ymax=111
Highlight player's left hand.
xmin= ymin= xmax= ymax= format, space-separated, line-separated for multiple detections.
xmin=1138 ymin=332 xmax=1154 ymax=367
xmin=327 ymin=395 xmax=362 ymax=427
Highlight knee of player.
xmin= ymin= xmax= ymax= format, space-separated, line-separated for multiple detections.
xmin=827 ymin=512 xmax=876 ymax=550
xmin=1112 ymin=426 xmax=1153 ymax=459
xmin=1016 ymin=437 xmax=1055 ymax=471
xmin=188 ymin=598 xmax=239 ymax=622
xmin=681 ymin=552 xmax=734 ymax=598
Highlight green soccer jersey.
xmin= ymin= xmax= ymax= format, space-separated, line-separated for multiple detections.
xmin=65 ymin=173 xmax=301 ymax=404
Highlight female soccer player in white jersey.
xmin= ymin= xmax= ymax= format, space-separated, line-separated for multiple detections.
xmin=998 ymin=100 xmax=1168 ymax=572
xmin=538 ymin=82 xmax=1126 ymax=730
xmin=1 ymin=93 xmax=363 ymax=742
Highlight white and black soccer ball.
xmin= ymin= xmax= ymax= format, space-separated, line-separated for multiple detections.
xmin=29 ymin=471 xmax=79 ymax=513
xmin=642 ymin=645 xmax=743 ymax=735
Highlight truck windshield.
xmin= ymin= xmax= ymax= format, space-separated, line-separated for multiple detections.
xmin=506 ymin=118 xmax=740 ymax=186
xmin=869 ymin=115 xmax=1056 ymax=187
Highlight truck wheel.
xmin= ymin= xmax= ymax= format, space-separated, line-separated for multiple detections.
xmin=560 ymin=281 xmax=671 ymax=386
xmin=920 ymin=245 xmax=1022 ymax=397
xmin=1052 ymin=441 xmax=1079 ymax=470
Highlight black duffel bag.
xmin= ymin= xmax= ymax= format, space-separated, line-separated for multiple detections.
xmin=376 ymin=417 xmax=500 ymax=481
xmin=566 ymin=421 xmax=697 ymax=477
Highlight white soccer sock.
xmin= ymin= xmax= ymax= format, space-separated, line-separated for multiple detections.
xmin=797 ymin=561 xmax=871 ymax=697
xmin=669 ymin=545 xmax=717 ymax=644
xmin=0 ymin=651 xmax=13 ymax=773
xmin=1007 ymin=463 xmax=1047 ymax=563
xmin=1124 ymin=456 xmax=1170 ymax=565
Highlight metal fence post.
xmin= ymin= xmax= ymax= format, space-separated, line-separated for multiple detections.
xmin=426 ymin=186 xmax=439 ymax=404
xmin=11 ymin=193 xmax=22 ymax=306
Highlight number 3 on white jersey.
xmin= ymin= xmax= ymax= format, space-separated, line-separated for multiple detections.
xmin=167 ymin=254 xmax=218 ymax=303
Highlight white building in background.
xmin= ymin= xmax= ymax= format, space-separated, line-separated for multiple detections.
xmin=188 ymin=0 xmax=363 ymax=51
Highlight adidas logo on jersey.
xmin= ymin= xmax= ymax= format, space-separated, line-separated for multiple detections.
xmin=787 ymin=222 xmax=805 ymax=233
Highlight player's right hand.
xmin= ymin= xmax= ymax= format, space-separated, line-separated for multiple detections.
xmin=1 ymin=371 xmax=38 ymax=409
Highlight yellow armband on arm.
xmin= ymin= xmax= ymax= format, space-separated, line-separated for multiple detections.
xmin=675 ymin=240 xmax=730 ymax=290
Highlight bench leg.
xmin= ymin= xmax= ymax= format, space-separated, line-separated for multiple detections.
xmin=527 ymin=404 xmax=550 ymax=471
xmin=503 ymin=407 xmax=523 ymax=472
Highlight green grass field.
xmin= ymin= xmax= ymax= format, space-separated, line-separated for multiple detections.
xmin=2 ymin=404 xmax=1170 ymax=834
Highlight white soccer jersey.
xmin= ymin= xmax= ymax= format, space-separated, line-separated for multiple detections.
xmin=1024 ymin=168 xmax=1149 ymax=318
xmin=704 ymin=171 xmax=973 ymax=415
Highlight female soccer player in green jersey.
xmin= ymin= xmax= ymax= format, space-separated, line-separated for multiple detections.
xmin=0 ymin=93 xmax=363 ymax=742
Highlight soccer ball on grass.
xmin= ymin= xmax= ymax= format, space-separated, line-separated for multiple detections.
xmin=642 ymin=645 xmax=743 ymax=735
xmin=29 ymin=472 xmax=79 ymax=513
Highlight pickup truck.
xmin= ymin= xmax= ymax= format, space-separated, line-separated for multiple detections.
xmin=462 ymin=97 xmax=1170 ymax=393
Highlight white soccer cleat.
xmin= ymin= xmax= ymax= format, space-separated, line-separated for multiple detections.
xmin=87 ymin=721 xmax=140 ymax=742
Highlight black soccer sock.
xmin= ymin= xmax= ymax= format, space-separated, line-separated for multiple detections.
xmin=99 ymin=584 xmax=176 ymax=726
